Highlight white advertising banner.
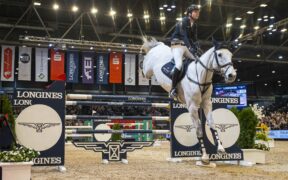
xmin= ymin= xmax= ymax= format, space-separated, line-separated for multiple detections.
xmin=18 ymin=47 xmax=32 ymax=81
xmin=138 ymin=54 xmax=149 ymax=86
xmin=124 ymin=54 xmax=136 ymax=85
xmin=35 ymin=48 xmax=49 ymax=82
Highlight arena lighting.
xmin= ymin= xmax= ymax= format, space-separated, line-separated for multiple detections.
xmin=226 ymin=23 xmax=232 ymax=28
xmin=235 ymin=17 xmax=242 ymax=21
xmin=270 ymin=16 xmax=275 ymax=19
xmin=91 ymin=8 xmax=98 ymax=14
xmin=160 ymin=16 xmax=166 ymax=21
xmin=272 ymin=70 xmax=276 ymax=74
xmin=257 ymin=54 xmax=261 ymax=58
xmin=278 ymin=84 xmax=282 ymax=87
xmin=254 ymin=26 xmax=260 ymax=30
xmin=171 ymin=5 xmax=176 ymax=8
xmin=278 ymin=55 xmax=283 ymax=59
xmin=263 ymin=15 xmax=268 ymax=19
xmin=278 ymin=81 xmax=281 ymax=83
xmin=272 ymin=28 xmax=277 ymax=32
xmin=264 ymin=83 xmax=268 ymax=86
xmin=257 ymin=18 xmax=262 ymax=21
xmin=260 ymin=4 xmax=267 ymax=7
xmin=38 ymin=43 xmax=41 ymax=46
xmin=247 ymin=11 xmax=254 ymax=14
xmin=71 ymin=46 xmax=74 ymax=48
xmin=163 ymin=4 xmax=168 ymax=8
xmin=269 ymin=32 xmax=273 ymax=35
xmin=109 ymin=10 xmax=116 ymax=16
xmin=240 ymin=25 xmax=246 ymax=29
xmin=90 ymin=47 xmax=93 ymax=50
xmin=269 ymin=24 xmax=274 ymax=28
xmin=127 ymin=13 xmax=133 ymax=18
xmin=281 ymin=28 xmax=287 ymax=33
xmin=72 ymin=5 xmax=78 ymax=12
xmin=256 ymin=74 xmax=260 ymax=77
xmin=49 ymin=43 xmax=53 ymax=47
xmin=237 ymin=60 xmax=242 ymax=63
xmin=237 ymin=79 xmax=240 ymax=82
xmin=264 ymin=19 xmax=268 ymax=22
xmin=53 ymin=3 xmax=59 ymax=10
xmin=167 ymin=8 xmax=172 ymax=11
xmin=33 ymin=2 xmax=41 ymax=6
xmin=176 ymin=17 xmax=182 ymax=21
xmin=144 ymin=14 xmax=150 ymax=19
xmin=159 ymin=7 xmax=164 ymax=10
xmin=267 ymin=27 xmax=272 ymax=31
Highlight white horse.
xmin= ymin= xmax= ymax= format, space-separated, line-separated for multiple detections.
xmin=142 ymin=37 xmax=237 ymax=166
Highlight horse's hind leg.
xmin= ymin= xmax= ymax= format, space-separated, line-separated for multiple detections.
xmin=202 ymin=99 xmax=225 ymax=153
xmin=188 ymin=104 xmax=210 ymax=164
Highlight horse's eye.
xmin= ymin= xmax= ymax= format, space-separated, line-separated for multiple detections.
xmin=218 ymin=53 xmax=222 ymax=58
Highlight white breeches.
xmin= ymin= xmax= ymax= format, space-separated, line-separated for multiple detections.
xmin=171 ymin=45 xmax=195 ymax=70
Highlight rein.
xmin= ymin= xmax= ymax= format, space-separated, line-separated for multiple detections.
xmin=186 ymin=49 xmax=233 ymax=95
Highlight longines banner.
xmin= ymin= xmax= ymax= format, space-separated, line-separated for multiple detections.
xmin=109 ymin=52 xmax=123 ymax=83
xmin=13 ymin=81 xmax=65 ymax=166
xmin=96 ymin=53 xmax=109 ymax=85
xmin=18 ymin=47 xmax=32 ymax=81
xmin=124 ymin=54 xmax=136 ymax=86
xmin=82 ymin=52 xmax=95 ymax=84
xmin=170 ymin=96 xmax=243 ymax=161
xmin=66 ymin=51 xmax=79 ymax=83
xmin=138 ymin=54 xmax=149 ymax=86
xmin=1 ymin=45 xmax=15 ymax=81
xmin=50 ymin=49 xmax=65 ymax=80
xmin=35 ymin=48 xmax=49 ymax=82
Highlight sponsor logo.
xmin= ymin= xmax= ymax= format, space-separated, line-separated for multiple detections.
xmin=211 ymin=97 xmax=239 ymax=104
xmin=20 ymin=53 xmax=30 ymax=63
xmin=33 ymin=157 xmax=62 ymax=165
xmin=15 ymin=104 xmax=62 ymax=151
xmin=38 ymin=73 xmax=45 ymax=79
xmin=209 ymin=153 xmax=242 ymax=160
xmin=205 ymin=108 xmax=240 ymax=148
xmin=215 ymin=124 xmax=238 ymax=132
xmin=73 ymin=141 xmax=154 ymax=161
xmin=98 ymin=56 xmax=106 ymax=82
xmin=54 ymin=52 xmax=62 ymax=61
xmin=16 ymin=91 xmax=63 ymax=99
xmin=68 ymin=53 xmax=77 ymax=81
xmin=175 ymin=125 xmax=196 ymax=132
xmin=18 ymin=122 xmax=60 ymax=133
xmin=112 ymin=56 xmax=119 ymax=64
xmin=173 ymin=103 xmax=187 ymax=109
xmin=3 ymin=48 xmax=13 ymax=79
xmin=84 ymin=57 xmax=93 ymax=80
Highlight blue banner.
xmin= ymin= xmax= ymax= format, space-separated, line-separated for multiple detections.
xmin=269 ymin=130 xmax=288 ymax=139
xmin=96 ymin=53 xmax=109 ymax=85
xmin=82 ymin=52 xmax=95 ymax=84
xmin=66 ymin=51 xmax=79 ymax=83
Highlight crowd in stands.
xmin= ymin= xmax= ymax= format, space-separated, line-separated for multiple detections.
xmin=260 ymin=99 xmax=288 ymax=130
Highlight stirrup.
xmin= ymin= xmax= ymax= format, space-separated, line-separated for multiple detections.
xmin=169 ymin=89 xmax=177 ymax=99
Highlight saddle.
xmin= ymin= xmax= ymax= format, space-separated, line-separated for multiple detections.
xmin=161 ymin=58 xmax=193 ymax=81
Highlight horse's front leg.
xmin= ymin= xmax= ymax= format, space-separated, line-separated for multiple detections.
xmin=188 ymin=104 xmax=210 ymax=164
xmin=202 ymin=99 xmax=225 ymax=153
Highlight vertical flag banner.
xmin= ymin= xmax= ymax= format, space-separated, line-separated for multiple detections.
xmin=151 ymin=75 xmax=159 ymax=85
xmin=82 ymin=52 xmax=95 ymax=84
xmin=66 ymin=51 xmax=79 ymax=83
xmin=35 ymin=48 xmax=49 ymax=82
xmin=50 ymin=49 xmax=65 ymax=80
xmin=109 ymin=52 xmax=123 ymax=84
xmin=138 ymin=54 xmax=149 ymax=86
xmin=124 ymin=54 xmax=136 ymax=86
xmin=18 ymin=47 xmax=32 ymax=81
xmin=1 ymin=46 xmax=15 ymax=81
xmin=96 ymin=53 xmax=109 ymax=85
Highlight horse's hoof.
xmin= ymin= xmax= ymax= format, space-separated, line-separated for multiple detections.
xmin=217 ymin=145 xmax=225 ymax=154
xmin=201 ymin=155 xmax=210 ymax=164
xmin=196 ymin=161 xmax=216 ymax=168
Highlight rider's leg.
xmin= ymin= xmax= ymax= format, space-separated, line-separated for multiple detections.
xmin=170 ymin=46 xmax=184 ymax=98
xmin=188 ymin=104 xmax=210 ymax=164
xmin=202 ymin=99 xmax=225 ymax=153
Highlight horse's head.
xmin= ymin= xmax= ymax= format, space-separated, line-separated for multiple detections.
xmin=212 ymin=40 xmax=237 ymax=83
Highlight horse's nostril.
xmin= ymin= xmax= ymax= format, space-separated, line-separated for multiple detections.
xmin=228 ymin=74 xmax=233 ymax=78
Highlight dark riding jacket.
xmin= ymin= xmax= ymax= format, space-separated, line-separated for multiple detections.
xmin=171 ymin=16 xmax=199 ymax=54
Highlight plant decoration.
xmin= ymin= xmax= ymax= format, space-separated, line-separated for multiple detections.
xmin=111 ymin=123 xmax=122 ymax=141
xmin=230 ymin=107 xmax=259 ymax=149
xmin=0 ymin=146 xmax=40 ymax=162
xmin=0 ymin=95 xmax=15 ymax=135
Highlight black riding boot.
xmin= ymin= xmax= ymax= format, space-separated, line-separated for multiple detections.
xmin=170 ymin=68 xmax=180 ymax=99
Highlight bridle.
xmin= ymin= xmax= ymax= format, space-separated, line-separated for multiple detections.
xmin=187 ymin=48 xmax=234 ymax=95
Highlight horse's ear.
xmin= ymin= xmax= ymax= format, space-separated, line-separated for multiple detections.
xmin=142 ymin=36 xmax=147 ymax=43
xmin=212 ymin=37 xmax=220 ymax=49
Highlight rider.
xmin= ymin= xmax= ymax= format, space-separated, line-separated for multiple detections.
xmin=170 ymin=4 xmax=202 ymax=99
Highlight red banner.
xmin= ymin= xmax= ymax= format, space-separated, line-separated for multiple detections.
xmin=50 ymin=49 xmax=65 ymax=80
xmin=3 ymin=48 xmax=13 ymax=79
xmin=109 ymin=53 xmax=122 ymax=83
